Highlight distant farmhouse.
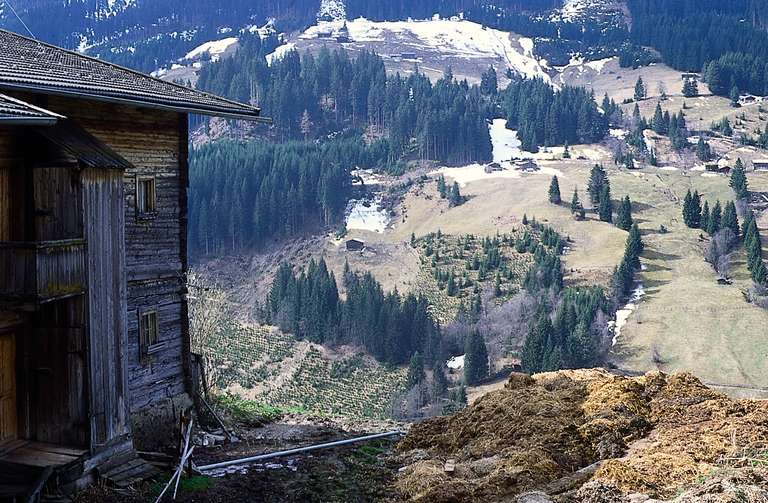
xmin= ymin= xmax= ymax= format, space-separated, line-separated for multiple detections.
xmin=513 ymin=159 xmax=539 ymax=172
xmin=705 ymin=162 xmax=730 ymax=174
xmin=0 ymin=29 xmax=263 ymax=494
xmin=753 ymin=159 xmax=768 ymax=171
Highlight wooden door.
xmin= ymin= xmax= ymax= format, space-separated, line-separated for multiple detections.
xmin=0 ymin=332 xmax=16 ymax=446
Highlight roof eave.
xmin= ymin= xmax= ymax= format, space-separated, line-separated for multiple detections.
xmin=0 ymin=83 xmax=268 ymax=122
xmin=0 ymin=116 xmax=60 ymax=126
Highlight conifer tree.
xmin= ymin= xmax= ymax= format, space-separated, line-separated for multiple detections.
xmin=707 ymin=201 xmax=722 ymax=235
xmin=598 ymin=184 xmax=613 ymax=223
xmin=570 ymin=188 xmax=584 ymax=219
xmin=634 ymin=77 xmax=647 ymax=101
xmin=730 ymin=85 xmax=741 ymax=107
xmin=682 ymin=78 xmax=699 ymax=97
xmin=548 ymin=175 xmax=562 ymax=204
xmin=722 ymin=201 xmax=740 ymax=238
xmin=587 ymin=164 xmax=608 ymax=206
xmin=691 ymin=191 xmax=702 ymax=228
xmin=407 ymin=352 xmax=425 ymax=387
xmin=616 ymin=196 xmax=633 ymax=230
xmin=730 ymin=158 xmax=749 ymax=199
xmin=432 ymin=362 xmax=448 ymax=399
xmin=449 ymin=181 xmax=464 ymax=207
xmin=701 ymin=200 xmax=711 ymax=232
xmin=464 ymin=331 xmax=489 ymax=385
xmin=626 ymin=224 xmax=644 ymax=270
xmin=652 ymin=103 xmax=666 ymax=134
xmin=696 ymin=137 xmax=712 ymax=161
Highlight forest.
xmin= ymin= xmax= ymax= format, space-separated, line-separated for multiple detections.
xmin=265 ymin=259 xmax=441 ymax=366
xmin=198 ymin=40 xmax=494 ymax=165
xmin=500 ymin=78 xmax=609 ymax=151
xmin=627 ymin=0 xmax=768 ymax=96
xmin=188 ymin=138 xmax=391 ymax=256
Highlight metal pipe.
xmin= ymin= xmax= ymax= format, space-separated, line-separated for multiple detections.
xmin=197 ymin=430 xmax=404 ymax=472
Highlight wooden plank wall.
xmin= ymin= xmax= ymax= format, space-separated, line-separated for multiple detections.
xmin=32 ymin=167 xmax=82 ymax=241
xmin=81 ymin=167 xmax=129 ymax=448
xmin=29 ymin=297 xmax=88 ymax=447
xmin=44 ymin=96 xmax=189 ymax=414
xmin=0 ymin=127 xmax=24 ymax=242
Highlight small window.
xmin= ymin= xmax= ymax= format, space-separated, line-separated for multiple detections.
xmin=136 ymin=177 xmax=157 ymax=216
xmin=139 ymin=310 xmax=159 ymax=362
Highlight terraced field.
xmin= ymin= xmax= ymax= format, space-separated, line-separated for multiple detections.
xmin=207 ymin=322 xmax=408 ymax=419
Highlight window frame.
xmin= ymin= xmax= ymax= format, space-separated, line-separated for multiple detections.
xmin=135 ymin=176 xmax=157 ymax=218
xmin=138 ymin=309 xmax=162 ymax=364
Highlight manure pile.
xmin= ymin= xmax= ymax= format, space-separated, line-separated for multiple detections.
xmin=393 ymin=369 xmax=768 ymax=503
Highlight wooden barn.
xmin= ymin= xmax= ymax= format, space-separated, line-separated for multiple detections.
xmin=0 ymin=29 xmax=263 ymax=494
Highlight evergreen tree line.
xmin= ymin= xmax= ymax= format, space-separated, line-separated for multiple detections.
xmin=683 ymin=194 xmax=741 ymax=238
xmin=501 ymin=78 xmax=610 ymax=153
xmin=266 ymin=259 xmax=441 ymax=366
xmin=521 ymin=286 xmax=609 ymax=373
xmin=189 ymin=138 xmax=390 ymax=256
xmin=611 ymin=224 xmax=645 ymax=300
xmin=198 ymin=42 xmax=493 ymax=165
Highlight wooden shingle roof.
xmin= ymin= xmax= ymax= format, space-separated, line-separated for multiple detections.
xmin=0 ymin=29 xmax=263 ymax=121
xmin=0 ymin=92 xmax=64 ymax=125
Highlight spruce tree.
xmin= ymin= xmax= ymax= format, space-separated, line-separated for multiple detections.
xmin=701 ymin=200 xmax=711 ymax=232
xmin=652 ymin=103 xmax=666 ymax=134
xmin=730 ymin=158 xmax=749 ymax=199
xmin=548 ymin=175 xmax=562 ymax=204
xmin=587 ymin=164 xmax=608 ymax=206
xmin=432 ymin=362 xmax=448 ymax=399
xmin=691 ymin=191 xmax=702 ymax=228
xmin=570 ymin=189 xmax=582 ymax=214
xmin=407 ymin=352 xmax=425 ymax=387
xmin=722 ymin=201 xmax=740 ymax=238
xmin=625 ymin=224 xmax=644 ymax=270
xmin=730 ymin=85 xmax=741 ymax=107
xmin=449 ymin=181 xmax=464 ymax=207
xmin=707 ymin=201 xmax=722 ymax=235
xmin=598 ymin=184 xmax=613 ymax=223
xmin=683 ymin=189 xmax=694 ymax=227
xmin=696 ymin=137 xmax=711 ymax=161
xmin=464 ymin=331 xmax=489 ymax=385
xmin=616 ymin=196 xmax=633 ymax=230
xmin=634 ymin=77 xmax=646 ymax=101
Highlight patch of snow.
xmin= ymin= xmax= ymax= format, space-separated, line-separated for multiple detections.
xmin=345 ymin=199 xmax=389 ymax=233
xmin=610 ymin=128 xmax=628 ymax=139
xmin=318 ymin=0 xmax=346 ymax=21
xmin=659 ymin=166 xmax=678 ymax=171
xmin=184 ymin=37 xmax=238 ymax=62
xmin=266 ymin=42 xmax=296 ymax=65
xmin=691 ymin=165 xmax=706 ymax=171
xmin=447 ymin=354 xmax=465 ymax=370
xmin=585 ymin=57 xmax=612 ymax=73
xmin=610 ymin=282 xmax=645 ymax=347
xmin=489 ymin=118 xmax=523 ymax=163
xmin=300 ymin=18 xmax=550 ymax=82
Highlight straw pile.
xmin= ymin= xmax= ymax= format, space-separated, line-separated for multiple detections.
xmin=393 ymin=370 xmax=768 ymax=502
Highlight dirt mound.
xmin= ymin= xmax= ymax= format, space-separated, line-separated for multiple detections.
xmin=394 ymin=370 xmax=768 ymax=502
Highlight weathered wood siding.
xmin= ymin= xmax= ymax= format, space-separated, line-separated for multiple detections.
xmin=41 ymin=96 xmax=189 ymax=414
xmin=0 ymin=128 xmax=24 ymax=242
xmin=82 ymin=167 xmax=130 ymax=448
xmin=28 ymin=298 xmax=88 ymax=447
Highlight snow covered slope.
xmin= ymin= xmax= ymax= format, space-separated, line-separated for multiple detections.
xmin=271 ymin=17 xmax=550 ymax=84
